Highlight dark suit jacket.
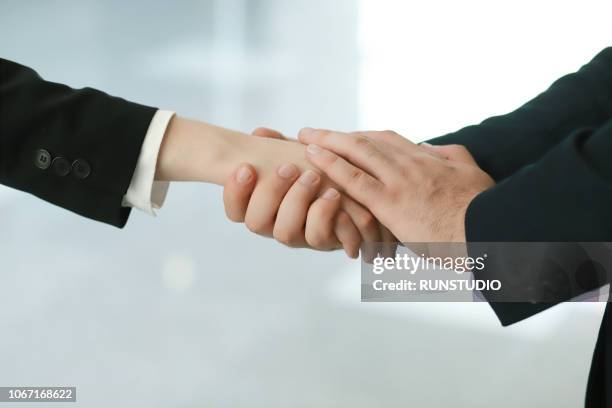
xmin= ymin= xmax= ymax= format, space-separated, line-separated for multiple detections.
xmin=0 ymin=58 xmax=157 ymax=227
xmin=430 ymin=48 xmax=612 ymax=407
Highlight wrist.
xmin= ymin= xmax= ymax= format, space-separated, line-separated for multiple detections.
xmin=156 ymin=116 xmax=247 ymax=184
xmin=451 ymin=188 xmax=483 ymax=243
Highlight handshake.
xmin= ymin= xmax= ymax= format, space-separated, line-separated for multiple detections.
xmin=155 ymin=117 xmax=495 ymax=259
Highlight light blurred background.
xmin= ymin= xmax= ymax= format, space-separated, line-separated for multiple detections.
xmin=0 ymin=1 xmax=611 ymax=407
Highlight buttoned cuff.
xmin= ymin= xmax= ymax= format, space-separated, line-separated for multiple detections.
xmin=122 ymin=110 xmax=174 ymax=215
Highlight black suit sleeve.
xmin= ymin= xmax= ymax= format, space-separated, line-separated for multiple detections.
xmin=468 ymin=125 xmax=612 ymax=243
xmin=0 ymin=58 xmax=157 ymax=227
xmin=428 ymin=47 xmax=612 ymax=181
xmin=466 ymin=124 xmax=612 ymax=325
xmin=424 ymin=48 xmax=612 ymax=326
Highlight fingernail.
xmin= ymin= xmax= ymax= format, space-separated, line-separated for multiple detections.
xmin=306 ymin=144 xmax=323 ymax=155
xmin=322 ymin=188 xmax=339 ymax=200
xmin=343 ymin=246 xmax=353 ymax=258
xmin=299 ymin=170 xmax=320 ymax=186
xmin=420 ymin=142 xmax=432 ymax=146
xmin=277 ymin=163 xmax=298 ymax=179
xmin=236 ymin=166 xmax=253 ymax=184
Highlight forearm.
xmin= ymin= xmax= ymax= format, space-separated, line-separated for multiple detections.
xmin=428 ymin=47 xmax=612 ymax=181
xmin=156 ymin=116 xmax=242 ymax=184
xmin=155 ymin=116 xmax=313 ymax=185
xmin=0 ymin=57 xmax=156 ymax=227
xmin=464 ymin=123 xmax=612 ymax=325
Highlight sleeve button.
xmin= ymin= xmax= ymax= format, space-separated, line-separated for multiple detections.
xmin=34 ymin=149 xmax=52 ymax=170
xmin=71 ymin=159 xmax=91 ymax=179
xmin=51 ymin=157 xmax=71 ymax=176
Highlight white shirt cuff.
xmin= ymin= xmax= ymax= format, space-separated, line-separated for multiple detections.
xmin=122 ymin=110 xmax=175 ymax=215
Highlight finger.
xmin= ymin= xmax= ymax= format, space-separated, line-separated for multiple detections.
xmin=303 ymin=188 xmax=343 ymax=251
xmin=380 ymin=225 xmax=398 ymax=258
xmin=334 ymin=211 xmax=362 ymax=259
xmin=305 ymin=143 xmax=383 ymax=211
xmin=298 ymin=128 xmax=397 ymax=180
xmin=354 ymin=130 xmax=415 ymax=153
xmin=272 ymin=170 xmax=322 ymax=247
xmin=251 ymin=127 xmax=287 ymax=140
xmin=223 ymin=164 xmax=257 ymax=222
xmin=341 ymin=197 xmax=381 ymax=262
xmin=406 ymin=243 xmax=431 ymax=258
xmin=244 ymin=163 xmax=300 ymax=237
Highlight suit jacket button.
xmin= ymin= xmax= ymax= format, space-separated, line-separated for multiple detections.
xmin=72 ymin=159 xmax=91 ymax=179
xmin=34 ymin=149 xmax=51 ymax=170
xmin=51 ymin=157 xmax=71 ymax=176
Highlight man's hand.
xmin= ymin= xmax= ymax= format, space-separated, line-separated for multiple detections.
xmin=222 ymin=128 xmax=397 ymax=259
xmin=298 ymin=128 xmax=495 ymax=242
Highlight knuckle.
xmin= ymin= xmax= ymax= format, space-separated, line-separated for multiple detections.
xmin=355 ymin=211 xmax=376 ymax=231
xmin=324 ymin=153 xmax=339 ymax=166
xmin=225 ymin=210 xmax=244 ymax=223
xmin=245 ymin=218 xmax=271 ymax=235
xmin=348 ymin=168 xmax=365 ymax=184
xmin=336 ymin=211 xmax=352 ymax=225
xmin=305 ymin=234 xmax=322 ymax=249
xmin=336 ymin=210 xmax=352 ymax=227
xmin=273 ymin=227 xmax=300 ymax=247
xmin=305 ymin=219 xmax=334 ymax=250
xmin=305 ymin=230 xmax=333 ymax=250
xmin=353 ymin=135 xmax=385 ymax=161
xmin=354 ymin=135 xmax=373 ymax=149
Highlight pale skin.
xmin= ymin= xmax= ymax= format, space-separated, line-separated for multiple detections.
xmin=222 ymin=127 xmax=495 ymax=253
xmin=155 ymin=116 xmax=492 ymax=255
xmin=154 ymin=116 xmax=395 ymax=258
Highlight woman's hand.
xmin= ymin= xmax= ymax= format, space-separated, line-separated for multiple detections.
xmin=222 ymin=128 xmax=397 ymax=259
xmin=154 ymin=116 xmax=395 ymax=258
xmin=298 ymin=128 xmax=495 ymax=243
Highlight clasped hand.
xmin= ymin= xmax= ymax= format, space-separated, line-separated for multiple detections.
xmin=223 ymin=127 xmax=495 ymax=258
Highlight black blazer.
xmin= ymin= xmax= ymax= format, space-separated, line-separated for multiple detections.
xmin=430 ymin=48 xmax=612 ymax=407
xmin=0 ymin=58 xmax=157 ymax=227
